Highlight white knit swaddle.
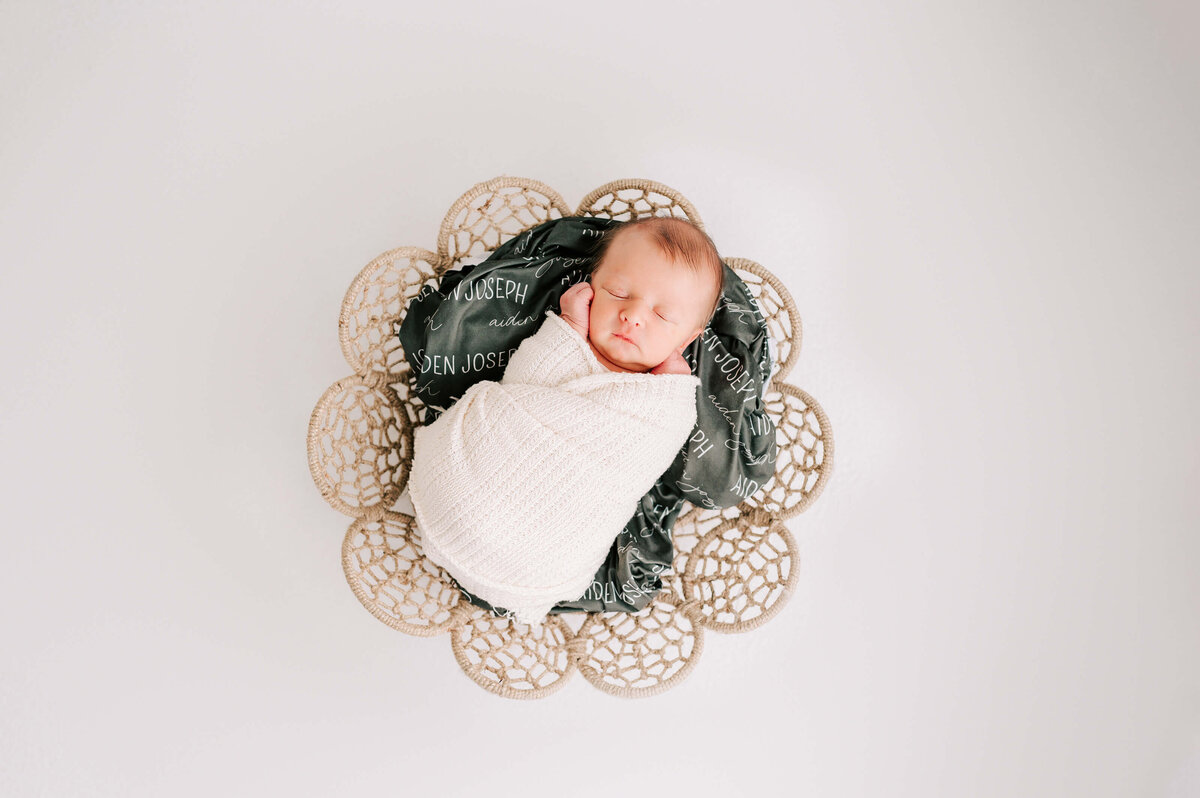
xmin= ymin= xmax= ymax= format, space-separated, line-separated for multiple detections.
xmin=408 ymin=311 xmax=700 ymax=625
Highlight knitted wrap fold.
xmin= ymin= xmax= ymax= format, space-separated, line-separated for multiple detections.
xmin=408 ymin=311 xmax=700 ymax=624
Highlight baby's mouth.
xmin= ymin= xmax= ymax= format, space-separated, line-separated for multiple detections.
xmin=613 ymin=332 xmax=636 ymax=346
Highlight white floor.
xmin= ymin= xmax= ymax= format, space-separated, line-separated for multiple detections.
xmin=2 ymin=2 xmax=1197 ymax=796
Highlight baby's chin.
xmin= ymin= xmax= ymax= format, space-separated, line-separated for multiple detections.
xmin=593 ymin=340 xmax=655 ymax=373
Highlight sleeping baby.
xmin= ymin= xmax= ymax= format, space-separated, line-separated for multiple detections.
xmin=407 ymin=217 xmax=726 ymax=624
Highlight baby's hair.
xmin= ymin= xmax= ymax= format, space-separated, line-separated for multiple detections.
xmin=590 ymin=216 xmax=726 ymax=328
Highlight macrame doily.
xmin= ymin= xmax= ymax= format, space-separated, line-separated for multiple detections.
xmin=307 ymin=176 xmax=834 ymax=699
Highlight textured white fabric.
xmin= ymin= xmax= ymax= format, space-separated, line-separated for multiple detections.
xmin=408 ymin=311 xmax=700 ymax=625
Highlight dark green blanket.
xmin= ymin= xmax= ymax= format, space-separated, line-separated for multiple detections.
xmin=397 ymin=216 xmax=776 ymax=616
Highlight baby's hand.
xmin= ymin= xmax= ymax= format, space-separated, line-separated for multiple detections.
xmin=558 ymin=281 xmax=593 ymax=339
xmin=651 ymin=347 xmax=693 ymax=376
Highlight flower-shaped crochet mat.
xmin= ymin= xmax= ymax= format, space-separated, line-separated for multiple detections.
xmin=307 ymin=176 xmax=834 ymax=699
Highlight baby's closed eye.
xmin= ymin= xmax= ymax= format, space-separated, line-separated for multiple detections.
xmin=607 ymin=289 xmax=675 ymax=322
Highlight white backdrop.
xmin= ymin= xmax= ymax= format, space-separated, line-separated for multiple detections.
xmin=2 ymin=2 xmax=1197 ymax=796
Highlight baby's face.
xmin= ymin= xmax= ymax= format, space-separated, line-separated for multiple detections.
xmin=587 ymin=228 xmax=714 ymax=373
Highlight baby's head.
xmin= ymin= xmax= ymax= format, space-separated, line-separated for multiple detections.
xmin=587 ymin=216 xmax=725 ymax=373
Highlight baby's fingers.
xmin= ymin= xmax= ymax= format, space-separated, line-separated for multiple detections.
xmin=560 ymin=281 xmax=593 ymax=315
xmin=560 ymin=281 xmax=581 ymax=303
xmin=572 ymin=281 xmax=594 ymax=303
xmin=651 ymin=349 xmax=692 ymax=375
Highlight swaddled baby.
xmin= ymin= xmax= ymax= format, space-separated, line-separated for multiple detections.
xmin=408 ymin=217 xmax=726 ymax=624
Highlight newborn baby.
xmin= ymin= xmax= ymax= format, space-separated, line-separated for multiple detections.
xmin=408 ymin=217 xmax=725 ymax=624
xmin=560 ymin=217 xmax=724 ymax=376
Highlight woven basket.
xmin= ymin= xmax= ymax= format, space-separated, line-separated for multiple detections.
xmin=307 ymin=176 xmax=834 ymax=699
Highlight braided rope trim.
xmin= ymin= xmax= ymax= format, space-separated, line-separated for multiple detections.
xmin=750 ymin=380 xmax=835 ymax=521
xmin=449 ymin=608 xmax=578 ymax=700
xmin=308 ymin=375 xmax=410 ymax=520
xmin=572 ymin=591 xmax=706 ymax=698
xmin=341 ymin=511 xmax=462 ymax=637
xmin=727 ymin=256 xmax=802 ymax=383
xmin=338 ymin=246 xmax=444 ymax=380
xmin=437 ymin=176 xmax=571 ymax=269
xmin=682 ymin=517 xmax=801 ymax=634
xmin=575 ymin=178 xmax=704 ymax=226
